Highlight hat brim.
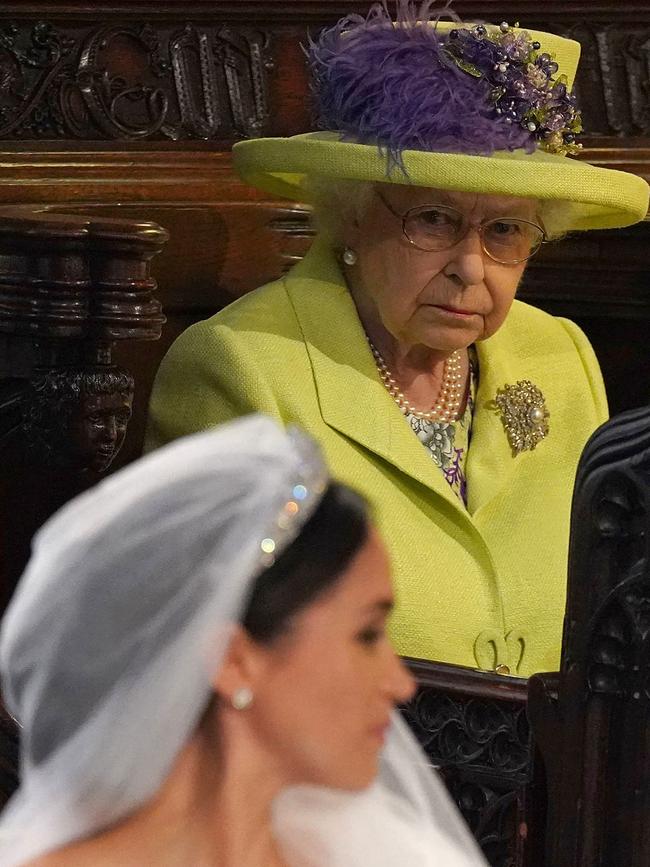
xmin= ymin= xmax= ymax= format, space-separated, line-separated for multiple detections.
xmin=233 ymin=132 xmax=649 ymax=232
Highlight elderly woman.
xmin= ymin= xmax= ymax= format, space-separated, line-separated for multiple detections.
xmin=146 ymin=6 xmax=649 ymax=677
xmin=0 ymin=417 xmax=483 ymax=866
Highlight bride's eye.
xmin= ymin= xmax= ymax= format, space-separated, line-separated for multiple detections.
xmin=356 ymin=625 xmax=384 ymax=646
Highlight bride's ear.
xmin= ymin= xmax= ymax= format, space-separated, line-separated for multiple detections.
xmin=211 ymin=624 xmax=265 ymax=705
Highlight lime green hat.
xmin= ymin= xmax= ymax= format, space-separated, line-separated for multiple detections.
xmin=234 ymin=14 xmax=649 ymax=232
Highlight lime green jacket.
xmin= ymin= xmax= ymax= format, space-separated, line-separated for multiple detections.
xmin=147 ymin=240 xmax=608 ymax=677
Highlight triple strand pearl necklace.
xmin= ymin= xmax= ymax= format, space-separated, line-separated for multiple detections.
xmin=368 ymin=340 xmax=465 ymax=424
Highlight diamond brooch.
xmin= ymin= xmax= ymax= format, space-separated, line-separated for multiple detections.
xmin=493 ymin=380 xmax=550 ymax=455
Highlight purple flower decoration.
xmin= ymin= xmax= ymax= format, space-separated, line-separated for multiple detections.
xmin=308 ymin=1 xmax=583 ymax=169
xmin=441 ymin=23 xmax=582 ymax=154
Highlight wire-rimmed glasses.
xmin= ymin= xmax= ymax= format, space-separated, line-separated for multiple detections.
xmin=376 ymin=189 xmax=547 ymax=265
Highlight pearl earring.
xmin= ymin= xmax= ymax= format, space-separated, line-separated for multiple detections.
xmin=231 ymin=687 xmax=253 ymax=710
xmin=342 ymin=247 xmax=358 ymax=266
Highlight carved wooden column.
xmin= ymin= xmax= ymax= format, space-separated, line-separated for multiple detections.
xmin=529 ymin=407 xmax=650 ymax=867
xmin=0 ymin=210 xmax=167 ymax=605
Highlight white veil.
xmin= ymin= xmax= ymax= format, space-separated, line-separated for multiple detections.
xmin=0 ymin=415 xmax=486 ymax=866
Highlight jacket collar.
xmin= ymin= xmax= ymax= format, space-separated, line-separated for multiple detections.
xmin=284 ymin=239 xmax=531 ymax=519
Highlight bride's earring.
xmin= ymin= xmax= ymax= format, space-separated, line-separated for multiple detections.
xmin=342 ymin=247 xmax=358 ymax=266
xmin=231 ymin=687 xmax=254 ymax=710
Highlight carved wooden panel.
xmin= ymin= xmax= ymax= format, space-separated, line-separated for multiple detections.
xmin=528 ymin=405 xmax=650 ymax=867
xmin=403 ymin=659 xmax=539 ymax=867
xmin=0 ymin=209 xmax=168 ymax=604
xmin=0 ymin=20 xmax=274 ymax=141
xmin=556 ymin=23 xmax=650 ymax=138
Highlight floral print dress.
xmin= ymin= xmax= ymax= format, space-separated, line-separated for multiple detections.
xmin=405 ymin=350 xmax=477 ymax=508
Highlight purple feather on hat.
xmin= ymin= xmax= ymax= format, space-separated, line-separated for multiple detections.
xmin=308 ymin=1 xmax=537 ymax=169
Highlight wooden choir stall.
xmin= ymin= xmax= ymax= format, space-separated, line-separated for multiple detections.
xmin=1 ymin=2 xmax=650 ymax=865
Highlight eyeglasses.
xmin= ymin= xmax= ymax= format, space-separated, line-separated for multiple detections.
xmin=376 ymin=190 xmax=547 ymax=265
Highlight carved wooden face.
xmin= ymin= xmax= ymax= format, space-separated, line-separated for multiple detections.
xmin=232 ymin=529 xmax=415 ymax=791
xmin=71 ymin=391 xmax=133 ymax=473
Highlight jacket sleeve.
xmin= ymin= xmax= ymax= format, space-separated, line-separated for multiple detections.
xmin=145 ymin=319 xmax=283 ymax=452
xmin=556 ymin=316 xmax=609 ymax=425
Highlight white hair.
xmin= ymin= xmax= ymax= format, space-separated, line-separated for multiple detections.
xmin=303 ymin=177 xmax=376 ymax=248
xmin=537 ymin=198 xmax=572 ymax=241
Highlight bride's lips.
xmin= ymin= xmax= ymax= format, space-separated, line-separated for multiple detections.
xmin=370 ymin=720 xmax=392 ymax=744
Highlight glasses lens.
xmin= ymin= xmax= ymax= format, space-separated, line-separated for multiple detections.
xmin=482 ymin=219 xmax=544 ymax=263
xmin=403 ymin=206 xmax=464 ymax=251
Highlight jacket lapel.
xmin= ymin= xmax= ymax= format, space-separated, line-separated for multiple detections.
xmin=284 ymin=241 xmax=465 ymax=514
xmin=466 ymin=310 xmax=547 ymax=518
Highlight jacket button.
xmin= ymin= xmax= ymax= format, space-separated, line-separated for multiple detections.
xmin=495 ymin=664 xmax=510 ymax=675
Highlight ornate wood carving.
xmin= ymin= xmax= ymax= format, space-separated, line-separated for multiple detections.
xmin=403 ymin=659 xmax=538 ymax=867
xmin=0 ymin=208 xmax=167 ymax=464
xmin=556 ymin=23 xmax=650 ymax=137
xmin=0 ymin=211 xmax=166 ymax=344
xmin=0 ymin=209 xmax=167 ymax=603
xmin=0 ymin=7 xmax=649 ymax=143
xmin=21 ymin=367 xmax=134 ymax=473
xmin=529 ymin=406 xmax=650 ymax=867
xmin=0 ymin=20 xmax=272 ymax=141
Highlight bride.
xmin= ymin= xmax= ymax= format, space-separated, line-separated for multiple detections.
xmin=0 ymin=416 xmax=485 ymax=866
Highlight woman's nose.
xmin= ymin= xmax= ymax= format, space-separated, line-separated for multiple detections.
xmin=384 ymin=651 xmax=417 ymax=705
xmin=445 ymin=228 xmax=486 ymax=286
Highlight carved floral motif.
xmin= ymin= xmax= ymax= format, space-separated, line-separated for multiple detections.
xmin=402 ymin=689 xmax=532 ymax=866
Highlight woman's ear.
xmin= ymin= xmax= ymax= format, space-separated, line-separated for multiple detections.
xmin=344 ymin=214 xmax=362 ymax=250
xmin=343 ymin=183 xmax=375 ymax=251
xmin=211 ymin=625 xmax=265 ymax=704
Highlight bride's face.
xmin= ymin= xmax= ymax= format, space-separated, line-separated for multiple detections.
xmin=246 ymin=529 xmax=415 ymax=790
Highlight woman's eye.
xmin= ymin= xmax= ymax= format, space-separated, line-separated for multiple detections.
xmin=356 ymin=626 xmax=383 ymax=645
xmin=421 ymin=209 xmax=452 ymax=226
xmin=490 ymin=221 xmax=520 ymax=237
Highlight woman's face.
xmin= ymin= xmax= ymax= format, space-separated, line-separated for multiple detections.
xmin=246 ymin=529 xmax=415 ymax=790
xmin=346 ymin=184 xmax=539 ymax=353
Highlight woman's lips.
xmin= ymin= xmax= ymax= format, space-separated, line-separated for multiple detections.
xmin=431 ymin=304 xmax=476 ymax=317
xmin=370 ymin=720 xmax=392 ymax=744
